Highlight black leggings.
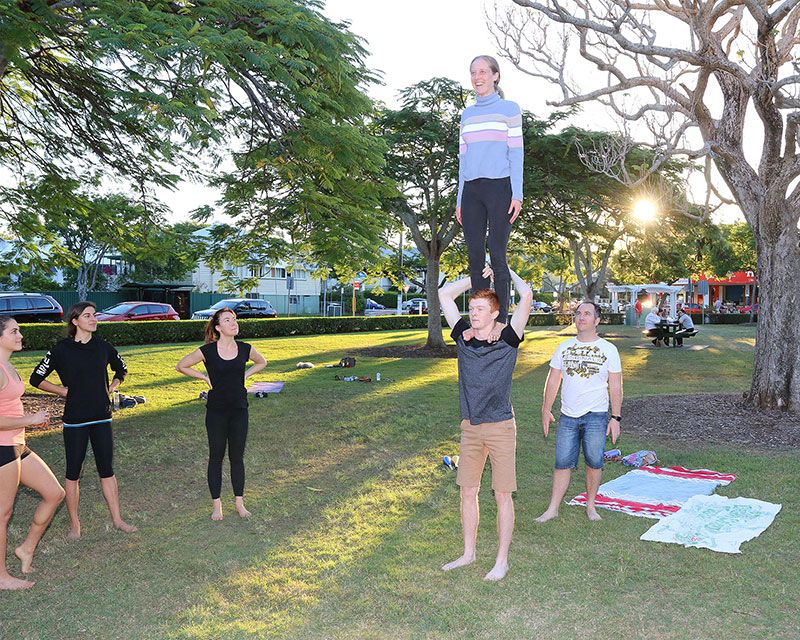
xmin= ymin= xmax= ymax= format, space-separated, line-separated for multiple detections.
xmin=205 ymin=408 xmax=248 ymax=499
xmin=461 ymin=177 xmax=513 ymax=323
xmin=63 ymin=422 xmax=114 ymax=481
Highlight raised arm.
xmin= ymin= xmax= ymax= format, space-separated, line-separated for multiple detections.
xmin=508 ymin=269 xmax=533 ymax=339
xmin=437 ymin=276 xmax=473 ymax=330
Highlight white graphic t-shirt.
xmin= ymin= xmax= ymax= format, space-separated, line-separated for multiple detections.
xmin=549 ymin=337 xmax=622 ymax=417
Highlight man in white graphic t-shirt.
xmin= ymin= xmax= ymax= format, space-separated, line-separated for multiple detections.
xmin=537 ymin=301 xmax=623 ymax=522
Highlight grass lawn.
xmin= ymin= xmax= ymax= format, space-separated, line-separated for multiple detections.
xmin=4 ymin=324 xmax=797 ymax=639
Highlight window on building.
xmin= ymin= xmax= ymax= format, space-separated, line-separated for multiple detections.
xmin=268 ymin=267 xmax=287 ymax=279
xmin=249 ymin=266 xmax=268 ymax=278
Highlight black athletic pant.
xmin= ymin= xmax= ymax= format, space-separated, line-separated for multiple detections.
xmin=63 ymin=422 xmax=114 ymax=481
xmin=205 ymin=408 xmax=248 ymax=499
xmin=461 ymin=177 xmax=513 ymax=323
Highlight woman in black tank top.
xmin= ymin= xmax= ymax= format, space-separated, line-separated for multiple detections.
xmin=176 ymin=308 xmax=266 ymax=520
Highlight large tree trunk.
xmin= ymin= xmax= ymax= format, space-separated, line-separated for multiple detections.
xmin=570 ymin=237 xmax=614 ymax=302
xmin=425 ymin=255 xmax=446 ymax=349
xmin=745 ymin=206 xmax=800 ymax=410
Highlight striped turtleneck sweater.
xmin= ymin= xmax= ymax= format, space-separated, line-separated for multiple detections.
xmin=457 ymin=92 xmax=523 ymax=207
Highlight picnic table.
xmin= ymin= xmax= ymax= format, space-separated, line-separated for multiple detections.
xmin=658 ymin=321 xmax=681 ymax=347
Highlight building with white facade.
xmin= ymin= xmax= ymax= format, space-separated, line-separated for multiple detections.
xmin=191 ymin=260 xmax=321 ymax=315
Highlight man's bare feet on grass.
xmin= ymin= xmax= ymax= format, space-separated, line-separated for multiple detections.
xmin=67 ymin=524 xmax=81 ymax=539
xmin=14 ymin=546 xmax=35 ymax=574
xmin=587 ymin=508 xmax=602 ymax=521
xmin=113 ymin=519 xmax=138 ymax=533
xmin=0 ymin=574 xmax=35 ymax=590
xmin=442 ymin=552 xmax=476 ymax=572
xmin=211 ymin=499 xmax=223 ymax=521
xmin=235 ymin=497 xmax=251 ymax=518
xmin=484 ymin=562 xmax=509 ymax=582
xmin=535 ymin=509 xmax=558 ymax=523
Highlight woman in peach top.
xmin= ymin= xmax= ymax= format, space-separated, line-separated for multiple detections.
xmin=0 ymin=316 xmax=64 ymax=590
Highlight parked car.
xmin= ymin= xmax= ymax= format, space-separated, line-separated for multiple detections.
xmin=402 ymin=298 xmax=428 ymax=313
xmin=365 ymin=298 xmax=386 ymax=310
xmin=192 ymin=298 xmax=278 ymax=320
xmin=0 ymin=292 xmax=63 ymax=323
xmin=532 ymin=301 xmax=552 ymax=313
xmin=681 ymin=303 xmax=705 ymax=313
xmin=97 ymin=301 xmax=180 ymax=322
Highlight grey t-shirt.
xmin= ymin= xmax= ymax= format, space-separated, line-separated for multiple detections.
xmin=452 ymin=318 xmax=523 ymax=425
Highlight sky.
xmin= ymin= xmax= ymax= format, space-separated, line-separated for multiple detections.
xmin=157 ymin=0 xmax=744 ymax=224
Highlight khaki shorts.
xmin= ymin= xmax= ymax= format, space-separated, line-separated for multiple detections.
xmin=456 ymin=418 xmax=517 ymax=492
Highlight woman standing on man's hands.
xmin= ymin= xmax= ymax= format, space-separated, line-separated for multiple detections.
xmin=176 ymin=307 xmax=266 ymax=521
xmin=30 ymin=302 xmax=136 ymax=539
xmin=456 ymin=55 xmax=523 ymax=340
xmin=0 ymin=316 xmax=65 ymax=590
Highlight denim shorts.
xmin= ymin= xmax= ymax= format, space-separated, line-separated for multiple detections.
xmin=554 ymin=411 xmax=608 ymax=470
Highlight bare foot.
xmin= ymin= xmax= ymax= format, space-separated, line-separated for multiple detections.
xmin=113 ymin=519 xmax=137 ymax=533
xmin=535 ymin=509 xmax=558 ymax=523
xmin=14 ymin=546 xmax=34 ymax=574
xmin=484 ymin=563 xmax=509 ymax=581
xmin=234 ymin=499 xmax=251 ymax=518
xmin=0 ymin=574 xmax=35 ymax=590
xmin=442 ymin=552 xmax=476 ymax=571
xmin=211 ymin=500 xmax=223 ymax=521
xmin=67 ymin=524 xmax=81 ymax=540
xmin=587 ymin=508 xmax=602 ymax=521
xmin=462 ymin=328 xmax=475 ymax=341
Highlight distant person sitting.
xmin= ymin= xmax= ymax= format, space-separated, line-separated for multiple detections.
xmin=714 ymin=298 xmax=722 ymax=313
xmin=675 ymin=308 xmax=695 ymax=347
xmin=643 ymin=308 xmax=664 ymax=346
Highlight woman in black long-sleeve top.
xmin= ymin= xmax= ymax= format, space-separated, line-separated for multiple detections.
xmin=176 ymin=307 xmax=266 ymax=520
xmin=30 ymin=302 xmax=136 ymax=539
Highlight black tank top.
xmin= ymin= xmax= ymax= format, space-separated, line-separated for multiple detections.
xmin=199 ymin=341 xmax=250 ymax=410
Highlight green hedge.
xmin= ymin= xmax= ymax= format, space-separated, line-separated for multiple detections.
xmin=17 ymin=312 xmax=624 ymax=351
xmin=17 ymin=316 xmax=433 ymax=351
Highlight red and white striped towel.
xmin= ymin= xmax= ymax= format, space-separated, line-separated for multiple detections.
xmin=568 ymin=466 xmax=737 ymax=519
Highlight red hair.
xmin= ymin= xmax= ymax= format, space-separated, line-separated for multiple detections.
xmin=468 ymin=289 xmax=499 ymax=312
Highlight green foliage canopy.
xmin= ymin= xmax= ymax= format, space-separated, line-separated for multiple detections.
xmin=1 ymin=0 xmax=390 ymax=273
